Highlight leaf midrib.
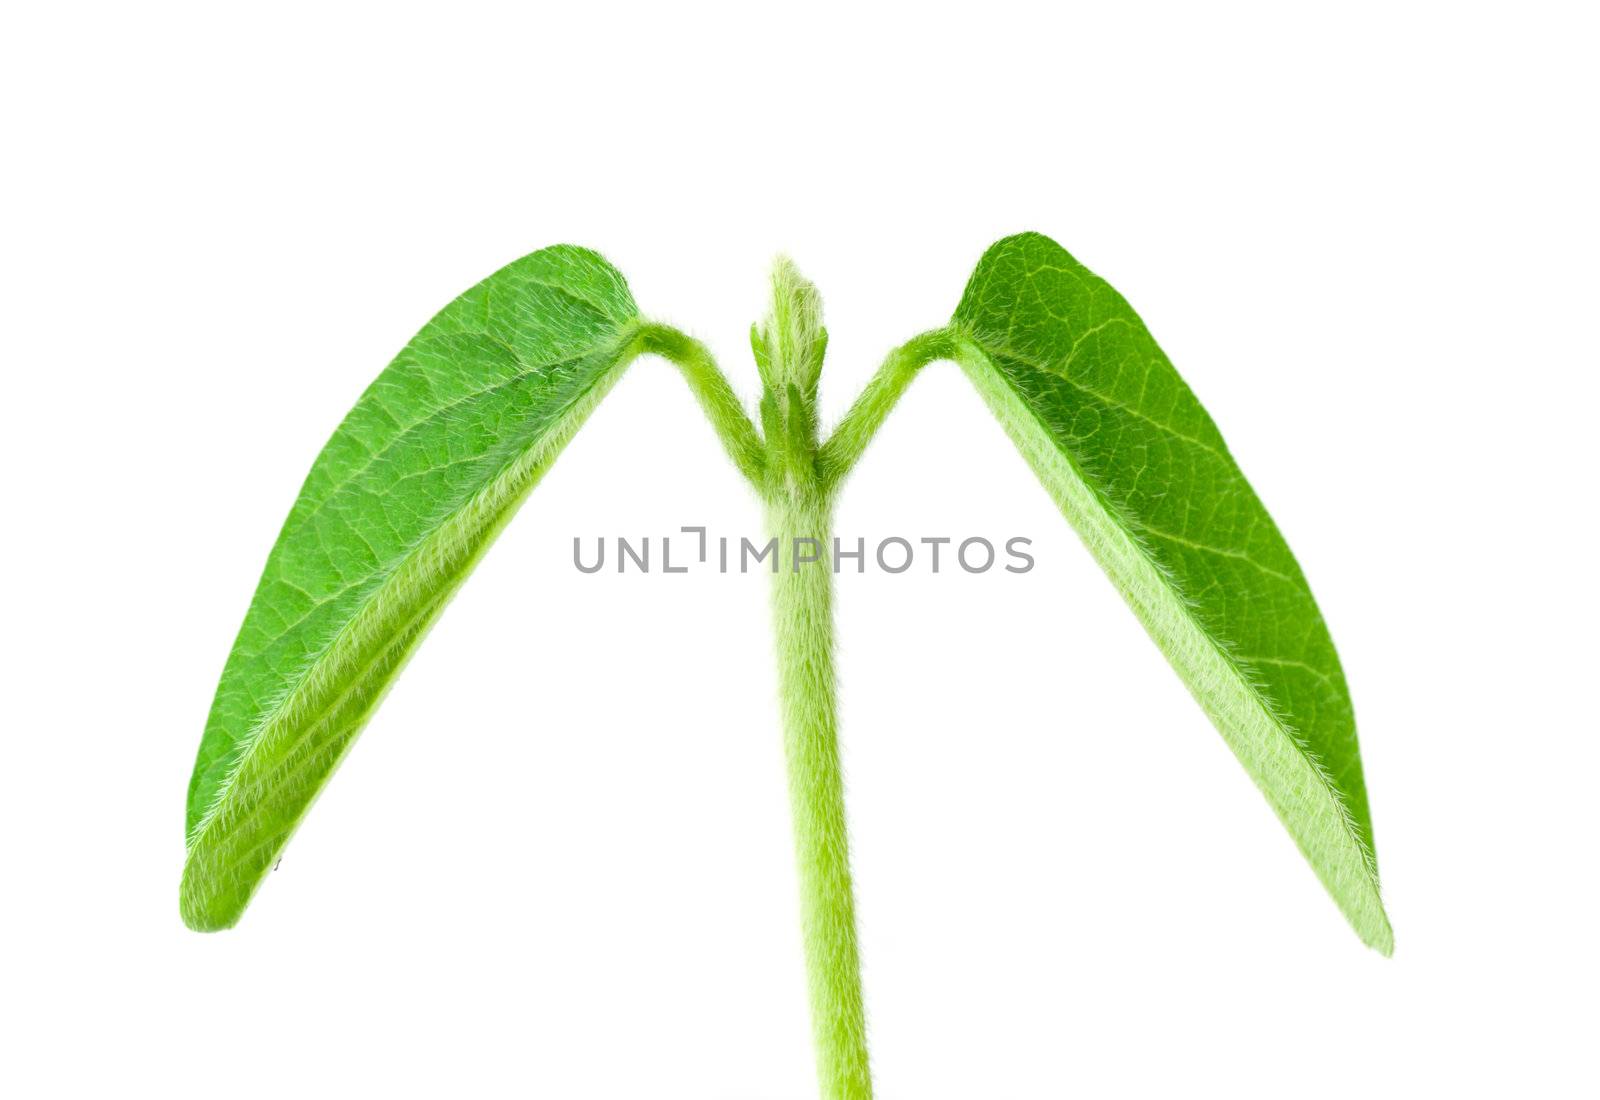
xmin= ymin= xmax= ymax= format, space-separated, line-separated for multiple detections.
xmin=975 ymin=334 xmax=1230 ymax=462
xmin=243 ymin=351 xmax=600 ymax=661
xmin=280 ymin=338 xmax=599 ymax=544
xmin=205 ymin=582 xmax=453 ymax=874
xmin=187 ymin=322 xmax=644 ymax=848
xmin=952 ymin=330 xmax=1384 ymax=915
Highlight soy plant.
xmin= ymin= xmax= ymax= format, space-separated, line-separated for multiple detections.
xmin=184 ymin=233 xmax=1389 ymax=1099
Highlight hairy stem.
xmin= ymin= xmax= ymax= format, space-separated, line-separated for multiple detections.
xmin=768 ymin=485 xmax=871 ymax=1100
xmin=639 ymin=321 xmax=766 ymax=487
xmin=752 ymin=259 xmax=880 ymax=1096
xmin=816 ymin=328 xmax=952 ymax=493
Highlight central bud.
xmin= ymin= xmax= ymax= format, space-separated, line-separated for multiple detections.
xmin=754 ymin=256 xmax=827 ymax=396
xmin=752 ymin=257 xmax=829 ymax=493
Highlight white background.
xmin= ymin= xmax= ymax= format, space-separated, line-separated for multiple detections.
xmin=4 ymin=2 xmax=1596 ymax=1097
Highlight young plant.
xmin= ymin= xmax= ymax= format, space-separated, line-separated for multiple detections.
xmin=183 ymin=233 xmax=1389 ymax=1099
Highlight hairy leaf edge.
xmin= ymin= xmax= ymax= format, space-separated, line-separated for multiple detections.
xmin=181 ymin=324 xmax=648 ymax=931
xmin=949 ymin=330 xmax=1393 ymax=955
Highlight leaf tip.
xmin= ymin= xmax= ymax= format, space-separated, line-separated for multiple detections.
xmin=1343 ymin=880 xmax=1394 ymax=956
xmin=1366 ymin=912 xmax=1395 ymax=957
xmin=180 ymin=854 xmax=247 ymax=933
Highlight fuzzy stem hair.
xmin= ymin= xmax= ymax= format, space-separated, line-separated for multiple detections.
xmin=656 ymin=261 xmax=887 ymax=1098
xmin=767 ymin=485 xmax=871 ymax=1100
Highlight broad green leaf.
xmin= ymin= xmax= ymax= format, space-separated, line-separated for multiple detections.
xmin=182 ymin=245 xmax=643 ymax=931
xmin=950 ymin=233 xmax=1391 ymax=952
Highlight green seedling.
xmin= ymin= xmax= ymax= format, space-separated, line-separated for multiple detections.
xmin=184 ymin=233 xmax=1388 ymax=1099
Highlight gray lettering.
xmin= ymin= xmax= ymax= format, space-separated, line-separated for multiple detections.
xmin=958 ymin=536 xmax=995 ymax=573
xmin=877 ymin=536 xmax=913 ymax=574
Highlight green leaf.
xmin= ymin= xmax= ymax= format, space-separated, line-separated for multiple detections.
xmin=182 ymin=245 xmax=643 ymax=931
xmin=950 ymin=232 xmax=1391 ymax=953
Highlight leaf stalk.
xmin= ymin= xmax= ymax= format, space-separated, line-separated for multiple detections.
xmin=816 ymin=328 xmax=952 ymax=493
xmin=638 ymin=322 xmax=766 ymax=488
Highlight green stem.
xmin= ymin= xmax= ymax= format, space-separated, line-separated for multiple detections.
xmin=675 ymin=258 xmax=894 ymax=1098
xmin=639 ymin=321 xmax=767 ymax=488
xmin=815 ymin=328 xmax=952 ymax=493
xmin=767 ymin=484 xmax=871 ymax=1100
